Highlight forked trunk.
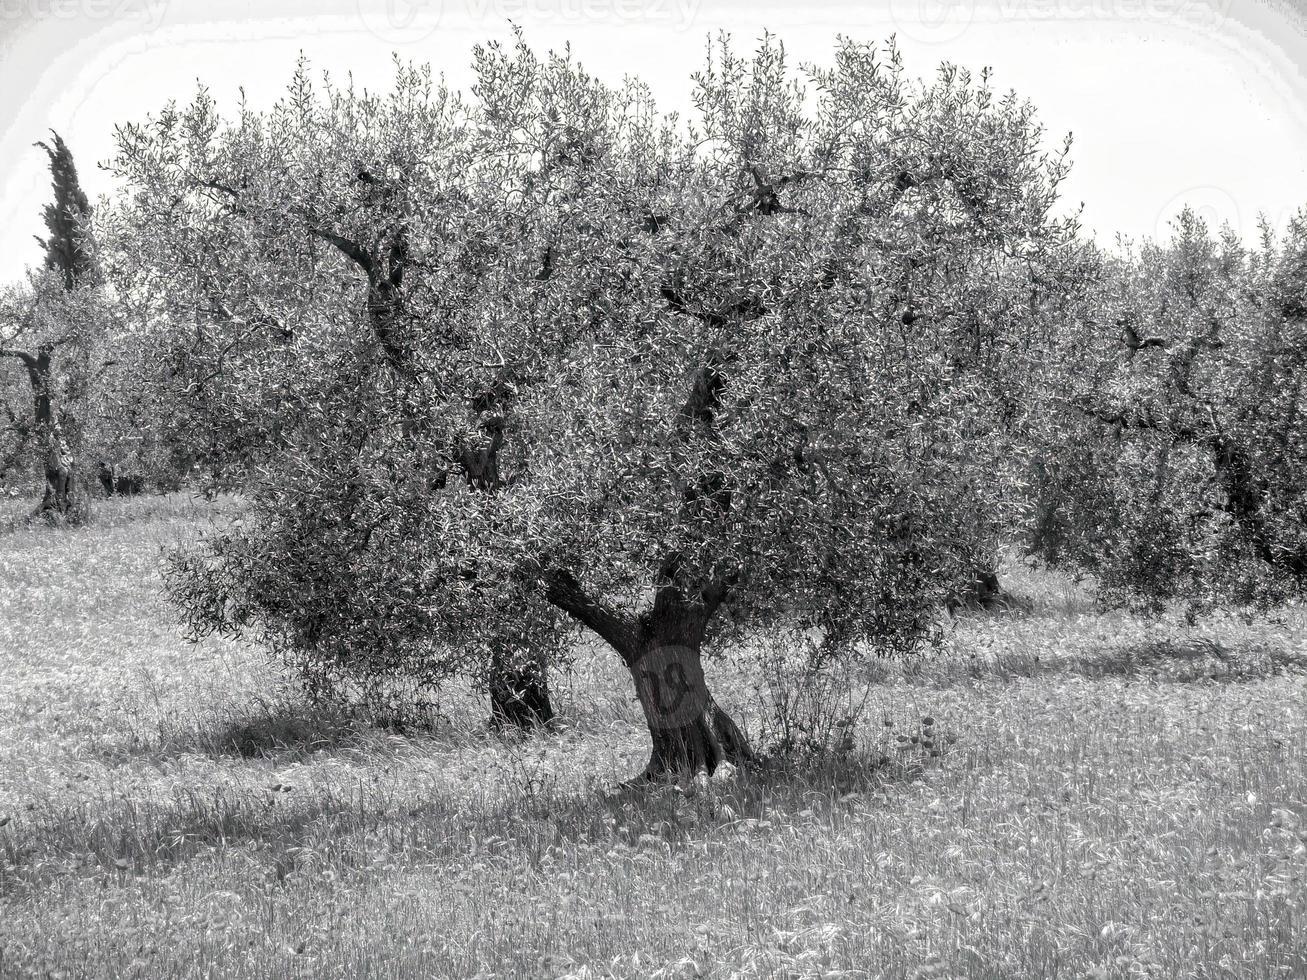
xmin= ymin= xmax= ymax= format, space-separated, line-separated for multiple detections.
xmin=487 ymin=649 xmax=555 ymax=731
xmin=543 ymin=568 xmax=750 ymax=780
xmin=619 ymin=626 xmax=751 ymax=779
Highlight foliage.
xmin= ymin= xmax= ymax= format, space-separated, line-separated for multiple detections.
xmin=0 ymin=133 xmax=107 ymax=522
xmin=35 ymin=132 xmax=98 ymax=292
xmin=744 ymin=632 xmax=870 ymax=760
xmin=111 ymin=34 xmax=1085 ymax=769
xmin=1032 ymin=210 xmax=1307 ymax=613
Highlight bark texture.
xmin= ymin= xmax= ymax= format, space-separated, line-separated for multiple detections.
xmin=621 ymin=625 xmax=752 ymax=778
xmin=547 ymin=568 xmax=752 ymax=779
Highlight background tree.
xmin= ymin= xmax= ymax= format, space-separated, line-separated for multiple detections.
xmin=0 ymin=134 xmax=104 ymax=520
xmin=135 ymin=34 xmax=1084 ymax=777
xmin=109 ymin=63 xmax=562 ymax=728
xmin=1030 ymin=209 xmax=1307 ymax=611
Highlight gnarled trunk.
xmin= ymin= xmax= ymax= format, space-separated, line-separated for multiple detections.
xmin=487 ymin=649 xmax=554 ymax=730
xmin=544 ymin=567 xmax=750 ymax=780
xmin=616 ymin=609 xmax=751 ymax=779
xmin=40 ymin=441 xmax=74 ymax=515
xmin=24 ymin=350 xmax=86 ymax=522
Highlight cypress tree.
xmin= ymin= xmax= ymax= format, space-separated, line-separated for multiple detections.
xmin=34 ymin=132 xmax=96 ymax=291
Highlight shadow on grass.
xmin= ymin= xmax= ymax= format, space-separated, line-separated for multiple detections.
xmin=971 ymin=637 xmax=1307 ymax=686
xmin=0 ymin=490 xmax=228 ymax=539
xmin=948 ymin=591 xmax=1038 ymax=620
xmin=0 ymin=735 xmax=947 ymax=898
xmin=519 ymin=733 xmax=954 ymax=844
xmin=184 ymin=701 xmax=367 ymax=759
xmin=89 ymin=693 xmax=460 ymax=770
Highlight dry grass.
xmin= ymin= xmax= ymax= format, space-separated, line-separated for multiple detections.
xmin=0 ymin=496 xmax=1304 ymax=979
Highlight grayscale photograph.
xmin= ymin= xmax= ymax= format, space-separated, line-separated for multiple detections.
xmin=0 ymin=0 xmax=1304 ymax=976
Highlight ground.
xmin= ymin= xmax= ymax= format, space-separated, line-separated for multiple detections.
xmin=0 ymin=495 xmax=1304 ymax=979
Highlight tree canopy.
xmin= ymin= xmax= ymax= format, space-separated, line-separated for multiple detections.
xmin=111 ymin=32 xmax=1092 ymax=775
xmin=1031 ymin=209 xmax=1307 ymax=612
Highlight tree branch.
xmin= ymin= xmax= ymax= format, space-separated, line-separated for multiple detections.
xmin=1069 ymin=394 xmax=1206 ymax=443
xmin=660 ymin=284 xmax=766 ymax=329
xmin=305 ymin=223 xmax=375 ymax=276
xmin=0 ymin=347 xmax=36 ymax=370
xmin=544 ymin=569 xmax=640 ymax=654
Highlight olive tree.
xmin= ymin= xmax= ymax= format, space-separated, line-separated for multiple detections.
xmin=126 ymin=34 xmax=1083 ymax=776
xmin=108 ymin=59 xmax=566 ymax=726
xmin=1032 ymin=209 xmax=1307 ymax=612
xmin=0 ymin=135 xmax=104 ymax=520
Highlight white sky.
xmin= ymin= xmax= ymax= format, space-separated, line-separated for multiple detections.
xmin=1 ymin=0 xmax=1305 ymax=282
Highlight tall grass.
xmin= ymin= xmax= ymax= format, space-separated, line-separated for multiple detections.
xmin=0 ymin=497 xmax=1303 ymax=978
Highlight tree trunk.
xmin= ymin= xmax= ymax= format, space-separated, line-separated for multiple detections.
xmin=24 ymin=349 xmax=84 ymax=521
xmin=39 ymin=440 xmax=74 ymax=515
xmin=1213 ymin=435 xmax=1307 ymax=580
xmin=618 ymin=618 xmax=752 ymax=779
xmin=315 ymin=226 xmax=560 ymax=732
xmin=1026 ymin=456 xmax=1067 ymax=561
xmin=543 ymin=567 xmax=750 ymax=780
xmin=487 ymin=649 xmax=554 ymax=730
xmin=946 ymin=567 xmax=1005 ymax=613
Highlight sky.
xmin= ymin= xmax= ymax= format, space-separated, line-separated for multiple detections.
xmin=0 ymin=0 xmax=1305 ymax=283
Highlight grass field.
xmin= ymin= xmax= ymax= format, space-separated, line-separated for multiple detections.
xmin=0 ymin=495 xmax=1304 ymax=979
